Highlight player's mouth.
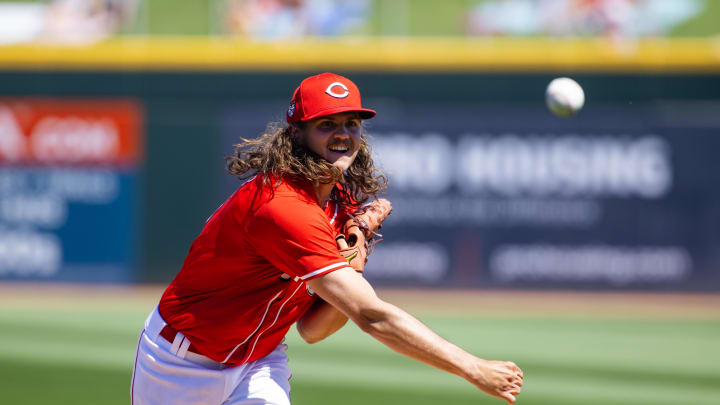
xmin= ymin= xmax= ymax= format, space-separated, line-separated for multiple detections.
xmin=328 ymin=143 xmax=351 ymax=154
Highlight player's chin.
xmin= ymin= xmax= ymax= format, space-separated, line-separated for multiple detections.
xmin=327 ymin=154 xmax=356 ymax=171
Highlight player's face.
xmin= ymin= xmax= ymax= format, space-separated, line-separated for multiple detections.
xmin=302 ymin=112 xmax=362 ymax=171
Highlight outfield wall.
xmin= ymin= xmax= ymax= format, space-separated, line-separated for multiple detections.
xmin=0 ymin=39 xmax=718 ymax=290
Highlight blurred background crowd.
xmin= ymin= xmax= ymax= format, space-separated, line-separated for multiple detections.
xmin=0 ymin=0 xmax=717 ymax=44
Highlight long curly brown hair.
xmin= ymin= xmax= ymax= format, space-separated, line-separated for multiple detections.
xmin=226 ymin=121 xmax=387 ymax=206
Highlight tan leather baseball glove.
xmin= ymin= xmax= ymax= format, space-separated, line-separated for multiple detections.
xmin=336 ymin=198 xmax=392 ymax=273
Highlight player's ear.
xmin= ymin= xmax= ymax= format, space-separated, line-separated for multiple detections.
xmin=289 ymin=123 xmax=305 ymax=144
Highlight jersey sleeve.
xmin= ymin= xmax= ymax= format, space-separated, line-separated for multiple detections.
xmin=247 ymin=196 xmax=352 ymax=281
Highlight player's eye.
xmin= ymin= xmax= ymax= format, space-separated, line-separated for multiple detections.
xmin=317 ymin=121 xmax=336 ymax=131
xmin=346 ymin=119 xmax=360 ymax=129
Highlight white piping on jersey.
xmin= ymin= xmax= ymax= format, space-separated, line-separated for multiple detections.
xmin=305 ymin=265 xmax=354 ymax=280
xmin=222 ymin=289 xmax=282 ymax=363
xmin=294 ymin=261 xmax=348 ymax=282
xmin=241 ymin=282 xmax=304 ymax=364
xmin=329 ymin=202 xmax=338 ymax=225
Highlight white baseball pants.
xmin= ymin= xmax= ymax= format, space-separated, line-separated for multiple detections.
xmin=131 ymin=308 xmax=292 ymax=405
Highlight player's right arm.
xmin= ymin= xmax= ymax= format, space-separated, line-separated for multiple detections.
xmin=306 ymin=269 xmax=524 ymax=404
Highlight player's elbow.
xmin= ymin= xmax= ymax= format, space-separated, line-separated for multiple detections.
xmin=299 ymin=331 xmax=323 ymax=344
xmin=296 ymin=322 xmax=326 ymax=344
xmin=355 ymin=317 xmax=382 ymax=336
xmin=296 ymin=316 xmax=348 ymax=344
xmin=353 ymin=304 xmax=395 ymax=337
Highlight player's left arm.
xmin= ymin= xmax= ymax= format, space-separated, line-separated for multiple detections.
xmin=297 ymin=298 xmax=349 ymax=344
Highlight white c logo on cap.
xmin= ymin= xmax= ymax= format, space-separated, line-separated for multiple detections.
xmin=325 ymin=82 xmax=349 ymax=98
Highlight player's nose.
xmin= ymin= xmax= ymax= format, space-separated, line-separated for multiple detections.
xmin=331 ymin=128 xmax=350 ymax=139
xmin=334 ymin=124 xmax=350 ymax=136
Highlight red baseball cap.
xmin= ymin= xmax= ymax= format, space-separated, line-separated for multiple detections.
xmin=286 ymin=72 xmax=376 ymax=123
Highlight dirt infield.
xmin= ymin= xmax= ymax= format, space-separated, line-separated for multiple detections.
xmin=1 ymin=282 xmax=719 ymax=319
xmin=0 ymin=283 xmax=163 ymax=311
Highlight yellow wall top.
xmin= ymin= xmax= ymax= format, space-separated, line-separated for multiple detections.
xmin=1 ymin=37 xmax=719 ymax=73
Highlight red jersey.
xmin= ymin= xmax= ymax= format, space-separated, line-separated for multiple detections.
xmin=158 ymin=175 xmax=355 ymax=366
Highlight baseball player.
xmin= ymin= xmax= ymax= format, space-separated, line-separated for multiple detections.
xmin=131 ymin=72 xmax=523 ymax=405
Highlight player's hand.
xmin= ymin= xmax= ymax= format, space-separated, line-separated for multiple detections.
xmin=336 ymin=233 xmax=366 ymax=273
xmin=336 ymin=198 xmax=392 ymax=273
xmin=352 ymin=198 xmax=392 ymax=240
xmin=468 ymin=359 xmax=524 ymax=404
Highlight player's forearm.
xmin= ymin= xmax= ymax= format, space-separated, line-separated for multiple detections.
xmin=296 ymin=299 xmax=349 ymax=344
xmin=356 ymin=302 xmax=475 ymax=380
xmin=309 ymin=270 xmax=523 ymax=404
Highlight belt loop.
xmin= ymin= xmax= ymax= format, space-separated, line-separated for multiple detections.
xmin=177 ymin=336 xmax=191 ymax=359
xmin=145 ymin=307 xmax=165 ymax=342
xmin=170 ymin=332 xmax=185 ymax=356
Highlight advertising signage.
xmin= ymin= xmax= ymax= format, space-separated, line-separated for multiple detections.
xmin=0 ymin=99 xmax=143 ymax=282
xmin=221 ymin=101 xmax=720 ymax=291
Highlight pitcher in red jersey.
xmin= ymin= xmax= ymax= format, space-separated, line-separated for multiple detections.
xmin=131 ymin=72 xmax=523 ymax=405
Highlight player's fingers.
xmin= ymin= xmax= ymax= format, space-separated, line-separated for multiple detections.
xmin=500 ymin=392 xmax=516 ymax=404
xmin=336 ymin=235 xmax=348 ymax=250
xmin=383 ymin=202 xmax=393 ymax=215
xmin=506 ymin=375 xmax=522 ymax=386
xmin=375 ymin=199 xmax=392 ymax=214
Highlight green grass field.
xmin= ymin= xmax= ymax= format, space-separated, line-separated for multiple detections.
xmin=1 ymin=286 xmax=718 ymax=405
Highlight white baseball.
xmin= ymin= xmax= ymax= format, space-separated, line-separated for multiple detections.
xmin=546 ymin=77 xmax=585 ymax=117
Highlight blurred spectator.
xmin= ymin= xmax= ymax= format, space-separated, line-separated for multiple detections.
xmin=226 ymin=0 xmax=308 ymax=40
xmin=225 ymin=0 xmax=369 ymax=40
xmin=0 ymin=2 xmax=48 ymax=44
xmin=42 ymin=0 xmax=140 ymax=43
xmin=0 ymin=0 xmax=139 ymax=44
xmin=466 ymin=0 xmax=542 ymax=36
xmin=305 ymin=0 xmax=369 ymax=36
xmin=467 ymin=0 xmax=706 ymax=38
